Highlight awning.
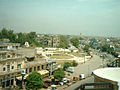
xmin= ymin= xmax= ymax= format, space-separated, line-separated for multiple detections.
xmin=16 ymin=70 xmax=49 ymax=80
xmin=38 ymin=70 xmax=49 ymax=75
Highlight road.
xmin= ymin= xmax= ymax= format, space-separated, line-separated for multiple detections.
xmin=64 ymin=55 xmax=104 ymax=90
xmin=74 ymin=55 xmax=103 ymax=77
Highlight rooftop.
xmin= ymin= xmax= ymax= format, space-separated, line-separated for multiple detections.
xmin=93 ymin=68 xmax=120 ymax=87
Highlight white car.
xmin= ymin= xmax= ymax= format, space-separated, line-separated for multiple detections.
xmin=79 ymin=74 xmax=85 ymax=80
xmin=62 ymin=78 xmax=68 ymax=83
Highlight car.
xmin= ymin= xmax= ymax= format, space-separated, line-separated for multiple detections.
xmin=62 ymin=78 xmax=68 ymax=83
xmin=51 ymin=85 xmax=57 ymax=90
xmin=79 ymin=74 xmax=85 ymax=80
xmin=42 ymin=84 xmax=48 ymax=88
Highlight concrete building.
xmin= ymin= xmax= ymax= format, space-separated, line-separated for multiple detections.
xmin=93 ymin=68 xmax=120 ymax=90
xmin=0 ymin=51 xmax=25 ymax=88
xmin=36 ymin=35 xmax=60 ymax=47
xmin=0 ymin=49 xmax=58 ymax=89
xmin=0 ymin=43 xmax=20 ymax=50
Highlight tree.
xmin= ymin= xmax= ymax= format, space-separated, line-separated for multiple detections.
xmin=53 ymin=68 xmax=65 ymax=81
xmin=25 ymin=72 xmax=43 ymax=90
xmin=63 ymin=62 xmax=72 ymax=70
xmin=83 ymin=45 xmax=89 ymax=53
xmin=1 ymin=28 xmax=9 ymax=39
xmin=59 ymin=36 xmax=68 ymax=48
xmin=70 ymin=37 xmax=79 ymax=48
xmin=8 ymin=30 xmax=16 ymax=43
xmin=72 ymin=60 xmax=78 ymax=67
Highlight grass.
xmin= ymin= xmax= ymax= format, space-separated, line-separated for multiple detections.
xmin=69 ymin=52 xmax=85 ymax=57
xmin=56 ymin=60 xmax=73 ymax=66
xmin=50 ymin=54 xmax=73 ymax=59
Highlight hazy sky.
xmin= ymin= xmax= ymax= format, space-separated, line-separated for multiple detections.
xmin=0 ymin=0 xmax=120 ymax=37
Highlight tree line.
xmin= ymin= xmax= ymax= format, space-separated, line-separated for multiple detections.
xmin=0 ymin=28 xmax=69 ymax=48
xmin=0 ymin=28 xmax=40 ymax=46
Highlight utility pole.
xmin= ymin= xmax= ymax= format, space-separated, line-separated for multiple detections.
xmin=21 ymin=69 xmax=26 ymax=89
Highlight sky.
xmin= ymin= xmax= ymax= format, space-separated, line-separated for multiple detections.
xmin=0 ymin=0 xmax=120 ymax=37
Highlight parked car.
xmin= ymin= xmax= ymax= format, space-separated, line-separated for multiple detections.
xmin=62 ymin=78 xmax=68 ymax=83
xmin=79 ymin=74 xmax=85 ymax=80
xmin=51 ymin=85 xmax=57 ymax=90
xmin=42 ymin=84 xmax=48 ymax=88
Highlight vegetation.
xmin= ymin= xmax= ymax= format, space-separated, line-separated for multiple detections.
xmin=63 ymin=61 xmax=78 ymax=70
xmin=53 ymin=68 xmax=65 ymax=81
xmin=25 ymin=72 xmax=43 ymax=90
xmin=99 ymin=44 xmax=119 ymax=57
xmin=50 ymin=54 xmax=73 ymax=59
xmin=72 ymin=60 xmax=78 ymax=67
xmin=69 ymin=52 xmax=84 ymax=57
xmin=59 ymin=35 xmax=68 ymax=48
xmin=0 ymin=28 xmax=44 ymax=47
xmin=0 ymin=28 xmax=16 ymax=43
xmin=70 ymin=37 xmax=79 ymax=48
xmin=63 ymin=62 xmax=72 ymax=70
xmin=83 ymin=45 xmax=90 ymax=55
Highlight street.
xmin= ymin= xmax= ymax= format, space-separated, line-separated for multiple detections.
xmin=74 ymin=55 xmax=103 ymax=77
xmin=64 ymin=54 xmax=103 ymax=90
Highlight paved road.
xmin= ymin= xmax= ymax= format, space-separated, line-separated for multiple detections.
xmin=74 ymin=55 xmax=103 ymax=77
xmin=64 ymin=55 xmax=104 ymax=90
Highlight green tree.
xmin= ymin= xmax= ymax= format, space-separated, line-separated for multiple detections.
xmin=83 ymin=45 xmax=89 ymax=53
xmin=70 ymin=37 xmax=79 ymax=48
xmin=16 ymin=32 xmax=26 ymax=45
xmin=101 ymin=44 xmax=109 ymax=52
xmin=53 ymin=68 xmax=65 ymax=81
xmin=59 ymin=36 xmax=68 ymax=48
xmin=72 ymin=60 xmax=78 ymax=67
xmin=25 ymin=72 xmax=43 ymax=90
xmin=63 ymin=62 xmax=72 ymax=70
xmin=0 ymin=28 xmax=9 ymax=39
xmin=8 ymin=30 xmax=16 ymax=43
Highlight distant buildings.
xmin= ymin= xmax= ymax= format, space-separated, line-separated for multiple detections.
xmin=0 ymin=39 xmax=20 ymax=50
xmin=36 ymin=35 xmax=60 ymax=47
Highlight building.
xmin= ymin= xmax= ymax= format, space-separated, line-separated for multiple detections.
xmin=0 ymin=51 xmax=25 ymax=88
xmin=93 ymin=68 xmax=120 ymax=90
xmin=0 ymin=39 xmax=20 ymax=50
xmin=0 ymin=49 xmax=58 ymax=89
xmin=36 ymin=35 xmax=60 ymax=47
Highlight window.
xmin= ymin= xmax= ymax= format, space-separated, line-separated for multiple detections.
xmin=17 ymin=64 xmax=21 ymax=69
xmin=42 ymin=65 xmax=44 ymax=69
xmin=7 ymin=65 xmax=10 ymax=72
xmin=3 ymin=67 xmax=6 ymax=71
xmin=11 ymin=66 xmax=14 ymax=69
xmin=37 ymin=66 xmax=40 ymax=70
xmin=26 ymin=69 xmax=28 ymax=74
xmin=46 ymin=64 xmax=48 ymax=69
xmin=29 ymin=68 xmax=32 ymax=73
xmin=34 ymin=67 xmax=36 ymax=71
